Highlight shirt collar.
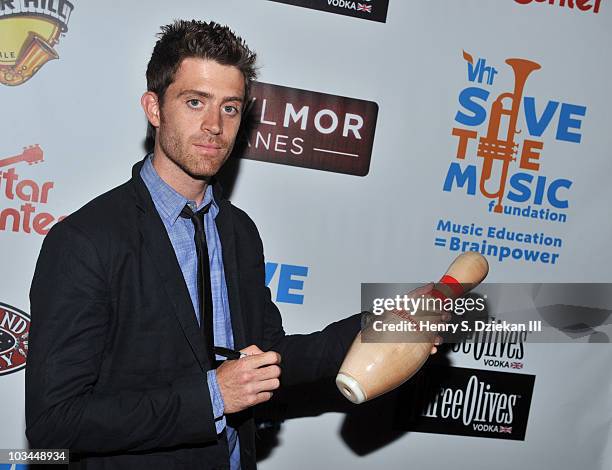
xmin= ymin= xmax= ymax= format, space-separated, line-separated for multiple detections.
xmin=140 ymin=154 xmax=219 ymax=226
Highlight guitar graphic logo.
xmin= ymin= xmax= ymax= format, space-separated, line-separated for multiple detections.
xmin=0 ymin=144 xmax=43 ymax=168
xmin=0 ymin=143 xmax=64 ymax=235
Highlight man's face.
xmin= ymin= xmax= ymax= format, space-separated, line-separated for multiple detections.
xmin=155 ymin=57 xmax=245 ymax=179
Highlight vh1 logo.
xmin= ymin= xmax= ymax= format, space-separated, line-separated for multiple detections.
xmin=241 ymin=82 xmax=378 ymax=176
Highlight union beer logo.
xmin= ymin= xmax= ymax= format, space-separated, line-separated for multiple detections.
xmin=0 ymin=302 xmax=29 ymax=375
xmin=0 ymin=0 xmax=75 ymax=86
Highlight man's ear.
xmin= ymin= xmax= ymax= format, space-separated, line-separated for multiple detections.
xmin=141 ymin=91 xmax=161 ymax=128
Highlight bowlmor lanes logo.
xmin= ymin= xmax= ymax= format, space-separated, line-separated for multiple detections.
xmin=0 ymin=0 xmax=75 ymax=86
xmin=242 ymin=81 xmax=378 ymax=176
xmin=0 ymin=145 xmax=66 ymax=234
xmin=433 ymin=51 xmax=588 ymax=266
xmin=0 ymin=303 xmax=29 ymax=375
xmin=268 ymin=0 xmax=389 ymax=23
xmin=396 ymin=366 xmax=535 ymax=440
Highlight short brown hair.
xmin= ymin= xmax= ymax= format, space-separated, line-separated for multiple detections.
xmin=146 ymin=20 xmax=258 ymax=106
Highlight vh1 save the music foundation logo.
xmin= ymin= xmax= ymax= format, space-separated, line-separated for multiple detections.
xmin=0 ymin=303 xmax=29 ymax=375
xmin=0 ymin=145 xmax=66 ymax=234
xmin=241 ymin=82 xmax=378 ymax=176
xmin=395 ymin=366 xmax=535 ymax=440
xmin=433 ymin=51 xmax=588 ymax=266
xmin=0 ymin=0 xmax=75 ymax=86
xmin=268 ymin=0 xmax=389 ymax=23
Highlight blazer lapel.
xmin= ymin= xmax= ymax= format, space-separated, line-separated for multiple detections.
xmin=215 ymin=198 xmax=247 ymax=350
xmin=130 ymin=160 xmax=210 ymax=371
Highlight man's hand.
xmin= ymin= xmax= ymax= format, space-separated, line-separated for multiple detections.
xmin=216 ymin=344 xmax=281 ymax=414
xmin=405 ymin=283 xmax=449 ymax=356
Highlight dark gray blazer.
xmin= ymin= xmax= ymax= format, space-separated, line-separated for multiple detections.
xmin=25 ymin=158 xmax=361 ymax=469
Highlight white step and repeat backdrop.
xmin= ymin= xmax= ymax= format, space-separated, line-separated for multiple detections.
xmin=1 ymin=1 xmax=611 ymax=469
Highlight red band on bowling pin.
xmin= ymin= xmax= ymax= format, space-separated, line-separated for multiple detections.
xmin=430 ymin=275 xmax=464 ymax=300
xmin=439 ymin=275 xmax=464 ymax=297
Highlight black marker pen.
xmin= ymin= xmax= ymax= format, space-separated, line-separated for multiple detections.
xmin=214 ymin=346 xmax=247 ymax=360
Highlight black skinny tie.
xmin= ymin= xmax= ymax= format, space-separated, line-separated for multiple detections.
xmin=180 ymin=202 xmax=215 ymax=364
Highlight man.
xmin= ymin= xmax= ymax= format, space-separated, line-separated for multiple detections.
xmin=25 ymin=20 xmax=438 ymax=469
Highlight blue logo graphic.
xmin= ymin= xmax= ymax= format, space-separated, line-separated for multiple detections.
xmin=265 ymin=262 xmax=309 ymax=305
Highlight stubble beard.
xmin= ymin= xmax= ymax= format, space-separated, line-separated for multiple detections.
xmin=157 ymin=123 xmax=233 ymax=181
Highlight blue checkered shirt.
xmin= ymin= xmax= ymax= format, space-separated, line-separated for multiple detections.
xmin=141 ymin=155 xmax=240 ymax=469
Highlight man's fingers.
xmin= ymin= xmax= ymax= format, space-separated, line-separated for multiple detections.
xmin=255 ymin=364 xmax=281 ymax=380
xmin=238 ymin=346 xmax=281 ymax=369
xmin=218 ymin=347 xmax=282 ymax=414
xmin=253 ymin=378 xmax=280 ymax=394
xmin=414 ymin=304 xmax=453 ymax=322
xmin=414 ymin=309 xmax=446 ymax=323
xmin=247 ymin=350 xmax=281 ymax=368
xmin=240 ymin=344 xmax=264 ymax=356
xmin=410 ymin=282 xmax=434 ymax=298
xmin=253 ymin=391 xmax=274 ymax=405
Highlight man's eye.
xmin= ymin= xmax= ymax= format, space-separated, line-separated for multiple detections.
xmin=187 ymin=99 xmax=202 ymax=108
xmin=224 ymin=105 xmax=239 ymax=115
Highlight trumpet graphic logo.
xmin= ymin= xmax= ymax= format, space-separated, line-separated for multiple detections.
xmin=0 ymin=0 xmax=75 ymax=86
xmin=471 ymin=54 xmax=541 ymax=213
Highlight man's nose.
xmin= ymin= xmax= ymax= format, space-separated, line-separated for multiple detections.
xmin=201 ymin=108 xmax=222 ymax=135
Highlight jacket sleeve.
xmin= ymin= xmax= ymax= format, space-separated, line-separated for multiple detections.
xmin=235 ymin=211 xmax=362 ymax=387
xmin=25 ymin=221 xmax=218 ymax=453
xmin=261 ymin=285 xmax=362 ymax=388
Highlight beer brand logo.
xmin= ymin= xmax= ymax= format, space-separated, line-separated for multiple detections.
xmin=0 ymin=0 xmax=75 ymax=86
xmin=0 ymin=145 xmax=66 ymax=234
xmin=396 ymin=366 xmax=535 ymax=440
xmin=241 ymin=81 xmax=378 ymax=176
xmin=433 ymin=52 xmax=588 ymax=266
xmin=0 ymin=302 xmax=29 ymax=375
xmin=268 ymin=0 xmax=388 ymax=23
